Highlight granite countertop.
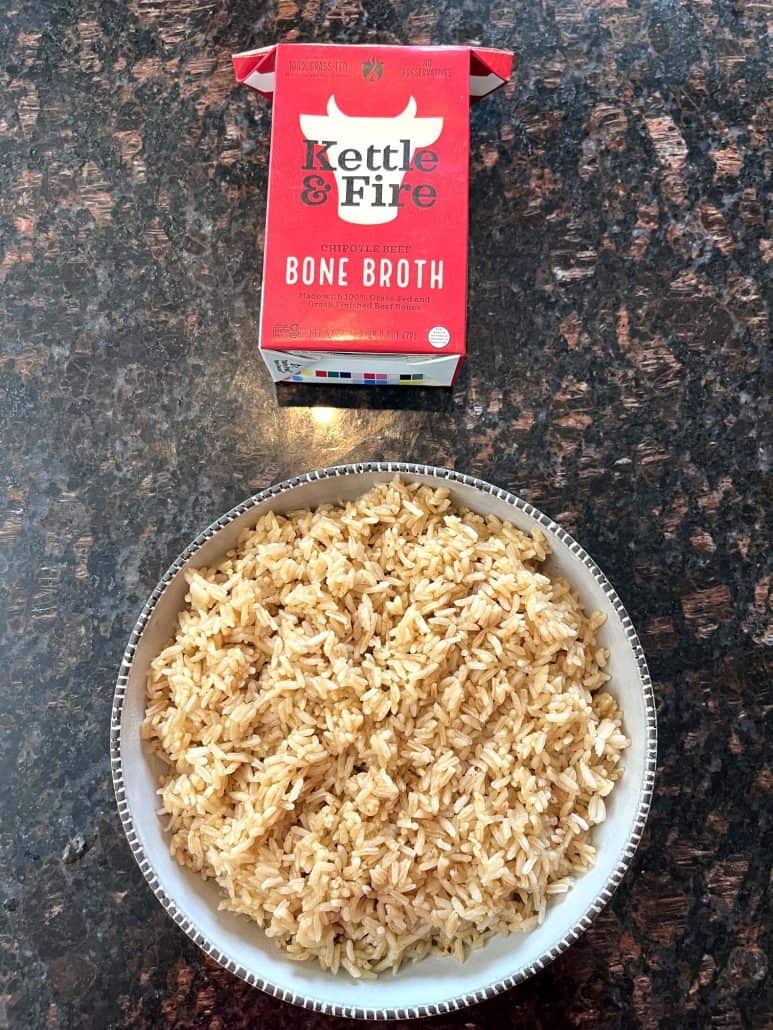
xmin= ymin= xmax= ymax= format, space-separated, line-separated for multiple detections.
xmin=1 ymin=0 xmax=770 ymax=1026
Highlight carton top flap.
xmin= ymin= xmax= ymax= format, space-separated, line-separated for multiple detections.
xmin=469 ymin=46 xmax=514 ymax=101
xmin=232 ymin=44 xmax=512 ymax=103
xmin=232 ymin=44 xmax=277 ymax=100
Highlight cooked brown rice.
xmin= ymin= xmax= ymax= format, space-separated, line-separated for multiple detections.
xmin=143 ymin=479 xmax=628 ymax=977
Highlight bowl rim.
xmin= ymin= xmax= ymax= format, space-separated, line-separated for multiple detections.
xmin=110 ymin=461 xmax=657 ymax=1020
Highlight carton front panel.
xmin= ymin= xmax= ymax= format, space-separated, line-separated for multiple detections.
xmin=261 ymin=45 xmax=470 ymax=356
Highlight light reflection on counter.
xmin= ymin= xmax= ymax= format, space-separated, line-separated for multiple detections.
xmin=310 ymin=406 xmax=337 ymax=426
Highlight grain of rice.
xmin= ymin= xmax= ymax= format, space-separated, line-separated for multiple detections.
xmin=143 ymin=479 xmax=628 ymax=977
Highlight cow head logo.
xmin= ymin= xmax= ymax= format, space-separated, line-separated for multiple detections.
xmin=299 ymin=96 xmax=444 ymax=226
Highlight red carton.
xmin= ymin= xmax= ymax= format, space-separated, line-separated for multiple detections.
xmin=233 ymin=44 xmax=512 ymax=386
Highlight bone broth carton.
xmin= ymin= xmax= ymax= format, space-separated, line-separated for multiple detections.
xmin=233 ymin=44 xmax=512 ymax=386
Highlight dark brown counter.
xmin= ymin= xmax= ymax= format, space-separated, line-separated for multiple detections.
xmin=0 ymin=0 xmax=770 ymax=1026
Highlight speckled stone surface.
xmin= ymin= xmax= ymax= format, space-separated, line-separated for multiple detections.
xmin=1 ymin=0 xmax=770 ymax=1027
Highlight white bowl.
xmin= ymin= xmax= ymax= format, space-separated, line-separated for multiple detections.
xmin=111 ymin=463 xmax=656 ymax=1019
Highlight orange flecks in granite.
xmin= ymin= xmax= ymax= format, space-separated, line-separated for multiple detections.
xmin=712 ymin=141 xmax=744 ymax=179
xmin=681 ymin=584 xmax=735 ymax=638
xmin=645 ymin=114 xmax=688 ymax=170
xmin=641 ymin=616 xmax=678 ymax=655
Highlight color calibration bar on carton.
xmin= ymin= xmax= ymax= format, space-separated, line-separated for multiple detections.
xmin=290 ymin=371 xmax=426 ymax=385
